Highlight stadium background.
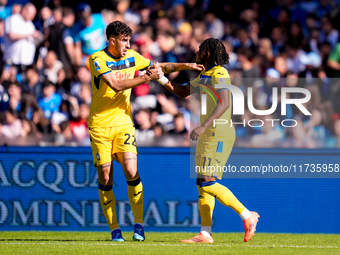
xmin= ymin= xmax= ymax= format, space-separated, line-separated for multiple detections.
xmin=0 ymin=0 xmax=340 ymax=236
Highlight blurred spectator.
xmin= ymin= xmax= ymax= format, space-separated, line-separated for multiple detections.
xmin=79 ymin=82 xmax=92 ymax=105
xmin=205 ymin=10 xmax=224 ymax=39
xmin=34 ymin=6 xmax=53 ymax=34
xmin=270 ymin=26 xmax=285 ymax=57
xmin=1 ymin=107 xmax=30 ymax=138
xmin=170 ymin=4 xmax=185 ymax=30
xmin=46 ymin=7 xmax=74 ymax=75
xmin=38 ymin=80 xmax=62 ymax=119
xmin=70 ymin=65 xmax=91 ymax=98
xmin=237 ymin=47 xmax=261 ymax=82
xmin=319 ymin=15 xmax=339 ymax=49
xmin=73 ymin=3 xmax=107 ymax=66
xmin=156 ymin=32 xmax=177 ymax=63
xmin=42 ymin=50 xmax=65 ymax=85
xmin=255 ymin=38 xmax=274 ymax=76
xmin=70 ymin=103 xmax=89 ymax=141
xmin=285 ymin=42 xmax=307 ymax=74
xmin=155 ymin=10 xmax=175 ymax=36
xmin=274 ymin=56 xmax=287 ymax=78
xmin=185 ymin=0 xmax=204 ymax=22
xmin=168 ymin=112 xmax=188 ymax=136
xmin=124 ymin=1 xmax=141 ymax=25
xmin=139 ymin=4 xmax=153 ymax=37
xmin=19 ymin=92 xmax=39 ymax=121
xmin=4 ymin=3 xmax=41 ymax=69
xmin=21 ymin=67 xmax=42 ymax=99
xmin=51 ymin=99 xmax=74 ymax=133
xmin=135 ymin=108 xmax=155 ymax=140
xmin=32 ymin=108 xmax=53 ymax=134
xmin=235 ymin=28 xmax=256 ymax=52
xmin=174 ymin=22 xmax=195 ymax=63
xmin=287 ymin=21 xmax=305 ymax=49
xmin=0 ymin=80 xmax=21 ymax=112
xmin=0 ymin=0 xmax=11 ymax=20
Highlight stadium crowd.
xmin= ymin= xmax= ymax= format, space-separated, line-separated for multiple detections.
xmin=0 ymin=0 xmax=340 ymax=148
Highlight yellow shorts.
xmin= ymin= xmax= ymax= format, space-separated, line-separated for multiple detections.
xmin=89 ymin=125 xmax=137 ymax=166
xmin=195 ymin=139 xmax=234 ymax=179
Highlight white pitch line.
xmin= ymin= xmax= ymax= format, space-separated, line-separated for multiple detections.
xmin=0 ymin=242 xmax=339 ymax=249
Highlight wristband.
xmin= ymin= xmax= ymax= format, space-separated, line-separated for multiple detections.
xmin=157 ymin=76 xmax=169 ymax=85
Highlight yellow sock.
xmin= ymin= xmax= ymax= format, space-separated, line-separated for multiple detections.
xmin=127 ymin=176 xmax=144 ymax=224
xmin=98 ymin=184 xmax=119 ymax=231
xmin=202 ymin=182 xmax=245 ymax=214
xmin=197 ymin=185 xmax=215 ymax=227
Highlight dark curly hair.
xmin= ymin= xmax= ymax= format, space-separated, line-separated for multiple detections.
xmin=106 ymin=21 xmax=133 ymax=40
xmin=199 ymin=38 xmax=229 ymax=66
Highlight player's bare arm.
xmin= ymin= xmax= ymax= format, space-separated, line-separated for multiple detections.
xmin=158 ymin=63 xmax=205 ymax=73
xmin=101 ymin=67 xmax=163 ymax=92
xmin=162 ymin=80 xmax=199 ymax=98
xmin=190 ymin=89 xmax=230 ymax=141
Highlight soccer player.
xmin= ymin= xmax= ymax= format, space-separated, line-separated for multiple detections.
xmin=160 ymin=38 xmax=260 ymax=243
xmin=88 ymin=20 xmax=204 ymax=242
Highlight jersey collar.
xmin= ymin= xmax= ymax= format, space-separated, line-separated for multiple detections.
xmin=204 ymin=64 xmax=218 ymax=72
xmin=104 ymin=47 xmax=122 ymax=59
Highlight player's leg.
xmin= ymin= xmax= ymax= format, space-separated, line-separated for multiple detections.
xmin=199 ymin=140 xmax=260 ymax=242
xmin=114 ymin=125 xmax=144 ymax=241
xmin=116 ymin=152 xmax=144 ymax=241
xmin=89 ymin=127 xmax=123 ymax=241
xmin=181 ymin=139 xmax=215 ymax=243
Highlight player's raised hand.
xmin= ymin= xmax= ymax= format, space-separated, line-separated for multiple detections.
xmin=186 ymin=63 xmax=205 ymax=71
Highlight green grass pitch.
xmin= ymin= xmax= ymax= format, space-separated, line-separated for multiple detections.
xmin=1 ymin=231 xmax=340 ymax=255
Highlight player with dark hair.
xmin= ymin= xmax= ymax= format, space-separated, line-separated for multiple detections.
xmin=88 ymin=20 xmax=204 ymax=242
xmin=160 ymin=38 xmax=260 ymax=243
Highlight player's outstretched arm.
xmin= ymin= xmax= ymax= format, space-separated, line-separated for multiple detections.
xmin=101 ymin=67 xmax=163 ymax=92
xmin=158 ymin=63 xmax=205 ymax=73
xmin=190 ymin=89 xmax=230 ymax=141
xmin=162 ymin=81 xmax=198 ymax=98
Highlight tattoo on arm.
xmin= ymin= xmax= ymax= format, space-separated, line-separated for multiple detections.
xmin=124 ymin=157 xmax=136 ymax=161
xmin=164 ymin=63 xmax=177 ymax=73
xmin=101 ymin=163 xmax=111 ymax=169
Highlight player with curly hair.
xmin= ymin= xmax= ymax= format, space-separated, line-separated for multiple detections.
xmin=161 ymin=38 xmax=260 ymax=243
xmin=88 ymin=20 xmax=204 ymax=242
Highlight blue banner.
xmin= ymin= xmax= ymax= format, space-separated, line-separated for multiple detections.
xmin=0 ymin=147 xmax=340 ymax=233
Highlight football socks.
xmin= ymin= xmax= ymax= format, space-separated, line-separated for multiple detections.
xmin=127 ymin=176 xmax=144 ymax=224
xmin=201 ymin=182 xmax=245 ymax=214
xmin=98 ymin=184 xmax=119 ymax=231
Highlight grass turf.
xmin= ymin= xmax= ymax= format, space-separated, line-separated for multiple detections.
xmin=1 ymin=231 xmax=340 ymax=255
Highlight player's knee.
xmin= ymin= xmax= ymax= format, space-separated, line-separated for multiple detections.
xmin=125 ymin=168 xmax=138 ymax=180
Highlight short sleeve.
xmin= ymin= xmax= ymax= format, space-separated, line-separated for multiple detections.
xmin=89 ymin=54 xmax=112 ymax=78
xmin=133 ymin=50 xmax=152 ymax=71
xmin=213 ymin=70 xmax=231 ymax=91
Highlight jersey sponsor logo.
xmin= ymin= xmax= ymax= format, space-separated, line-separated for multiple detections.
xmin=94 ymin=61 xmax=100 ymax=71
xmin=115 ymin=71 xmax=131 ymax=80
